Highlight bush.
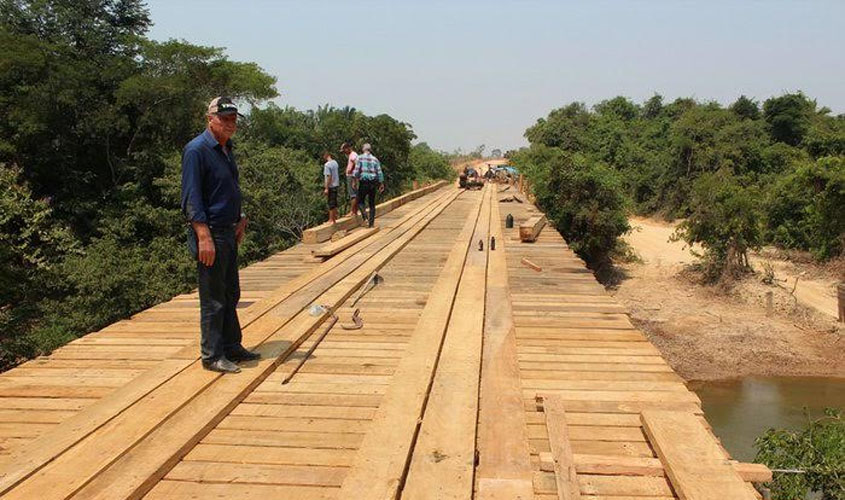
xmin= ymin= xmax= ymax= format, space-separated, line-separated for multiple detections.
xmin=673 ymin=170 xmax=762 ymax=281
xmin=512 ymin=147 xmax=630 ymax=265
xmin=0 ymin=164 xmax=77 ymax=369
xmin=755 ymin=408 xmax=844 ymax=500
xmin=409 ymin=143 xmax=456 ymax=183
xmin=765 ymin=156 xmax=845 ymax=259
xmin=237 ymin=145 xmax=326 ymax=260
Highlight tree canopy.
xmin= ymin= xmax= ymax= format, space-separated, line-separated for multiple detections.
xmin=0 ymin=0 xmax=455 ymax=371
xmin=515 ymin=92 xmax=844 ymax=277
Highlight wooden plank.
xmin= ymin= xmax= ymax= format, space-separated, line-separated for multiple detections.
xmin=519 ymin=215 xmax=546 ymax=242
xmin=476 ymin=183 xmax=533 ymax=499
xmin=0 ymin=186 xmax=456 ymax=497
xmin=640 ymin=410 xmax=756 ymax=500
xmin=1 ymin=189 xmax=462 ymax=500
xmin=402 ymin=186 xmax=492 ymax=499
xmin=541 ymin=395 xmax=582 ymax=500
xmin=60 ymin=189 xmax=464 ymax=500
xmin=184 ymin=444 xmax=355 ymax=467
xmin=547 ymin=454 xmax=770 ymax=483
xmin=145 ymin=480 xmax=336 ymax=500
xmin=302 ymin=180 xmax=446 ymax=243
xmin=337 ymin=187 xmax=485 ymax=498
xmin=521 ymin=257 xmax=543 ymax=272
xmin=312 ymin=227 xmax=380 ymax=258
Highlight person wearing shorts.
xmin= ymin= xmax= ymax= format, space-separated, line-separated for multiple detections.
xmin=323 ymin=152 xmax=340 ymax=224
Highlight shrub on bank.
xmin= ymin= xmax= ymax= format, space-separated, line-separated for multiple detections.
xmin=511 ymin=146 xmax=630 ymax=267
xmin=755 ymin=408 xmax=844 ymax=500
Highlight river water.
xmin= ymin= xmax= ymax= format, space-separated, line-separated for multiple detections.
xmin=689 ymin=376 xmax=845 ymax=462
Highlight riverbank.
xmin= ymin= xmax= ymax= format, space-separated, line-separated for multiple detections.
xmin=609 ymin=217 xmax=844 ymax=381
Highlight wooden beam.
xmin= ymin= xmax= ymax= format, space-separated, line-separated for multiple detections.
xmin=302 ymin=180 xmax=446 ymax=244
xmin=540 ymin=454 xmax=770 ymax=483
xmin=520 ymin=257 xmax=542 ymax=272
xmin=402 ymin=185 xmax=492 ymax=499
xmin=641 ymin=410 xmax=756 ymax=500
xmin=519 ymin=215 xmax=546 ymax=242
xmin=337 ymin=185 xmax=485 ymax=499
xmin=540 ymin=395 xmax=582 ymax=500
xmin=312 ymin=227 xmax=380 ymax=258
xmin=476 ymin=184 xmax=533 ymax=499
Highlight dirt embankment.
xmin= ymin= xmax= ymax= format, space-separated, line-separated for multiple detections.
xmin=610 ymin=217 xmax=844 ymax=381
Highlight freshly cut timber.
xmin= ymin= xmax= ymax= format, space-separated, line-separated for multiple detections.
xmin=338 ymin=185 xmax=486 ymax=499
xmin=476 ymin=187 xmax=533 ymax=499
xmin=641 ymin=410 xmax=756 ymax=500
xmin=312 ymin=227 xmax=380 ymax=258
xmin=519 ymin=214 xmax=546 ymax=242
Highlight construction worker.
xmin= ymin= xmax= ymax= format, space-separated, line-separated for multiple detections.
xmin=181 ymin=96 xmax=261 ymax=374
xmin=340 ymin=142 xmax=360 ymax=217
xmin=352 ymin=143 xmax=384 ymax=228
xmin=323 ymin=152 xmax=340 ymax=224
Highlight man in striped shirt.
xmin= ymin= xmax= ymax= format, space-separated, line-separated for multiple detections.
xmin=352 ymin=143 xmax=384 ymax=228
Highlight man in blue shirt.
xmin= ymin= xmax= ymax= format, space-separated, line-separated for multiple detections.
xmin=181 ymin=96 xmax=260 ymax=373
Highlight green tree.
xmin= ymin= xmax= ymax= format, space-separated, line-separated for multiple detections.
xmin=765 ymin=156 xmax=845 ymax=259
xmin=763 ymin=92 xmax=816 ymax=146
xmin=524 ymin=102 xmax=593 ymax=151
xmin=730 ymin=95 xmax=761 ymax=120
xmin=511 ymin=147 xmax=629 ymax=265
xmin=409 ymin=143 xmax=456 ymax=182
xmin=673 ymin=170 xmax=763 ymax=280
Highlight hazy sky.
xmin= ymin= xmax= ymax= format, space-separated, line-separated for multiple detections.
xmin=146 ymin=0 xmax=845 ymax=153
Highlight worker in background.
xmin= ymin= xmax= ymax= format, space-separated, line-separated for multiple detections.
xmin=352 ymin=143 xmax=384 ymax=228
xmin=323 ymin=152 xmax=340 ymax=224
xmin=340 ymin=142 xmax=360 ymax=219
xmin=181 ymin=96 xmax=261 ymax=374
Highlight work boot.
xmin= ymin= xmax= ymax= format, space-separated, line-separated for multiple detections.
xmin=202 ymin=357 xmax=241 ymax=373
xmin=226 ymin=345 xmax=261 ymax=362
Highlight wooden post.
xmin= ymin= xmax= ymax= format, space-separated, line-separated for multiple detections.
xmin=518 ymin=174 xmax=524 ymax=194
xmin=413 ymin=180 xmax=419 ymax=190
xmin=765 ymin=291 xmax=773 ymax=317
xmin=838 ymin=283 xmax=845 ymax=322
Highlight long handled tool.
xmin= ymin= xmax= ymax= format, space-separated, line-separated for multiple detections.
xmin=350 ymin=271 xmax=383 ymax=307
xmin=282 ymin=306 xmax=338 ymax=384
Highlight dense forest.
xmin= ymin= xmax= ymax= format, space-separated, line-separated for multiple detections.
xmin=0 ymin=1 xmax=454 ymax=370
xmin=512 ymin=93 xmax=844 ymax=278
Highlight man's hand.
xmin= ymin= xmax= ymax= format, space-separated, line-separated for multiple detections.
xmin=324 ymin=187 xmax=329 ymax=195
xmin=378 ymin=183 xmax=385 ymax=193
xmin=236 ymin=217 xmax=248 ymax=245
xmin=193 ymin=223 xmax=216 ymax=267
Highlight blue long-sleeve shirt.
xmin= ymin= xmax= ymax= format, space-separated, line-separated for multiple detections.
xmin=181 ymin=129 xmax=243 ymax=226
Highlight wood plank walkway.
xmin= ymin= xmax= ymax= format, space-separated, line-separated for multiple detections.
xmin=0 ymin=183 xmax=765 ymax=499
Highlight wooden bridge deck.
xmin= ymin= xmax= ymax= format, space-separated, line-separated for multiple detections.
xmin=0 ymin=184 xmax=765 ymax=499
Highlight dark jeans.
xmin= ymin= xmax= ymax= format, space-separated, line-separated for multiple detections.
xmin=357 ymin=179 xmax=378 ymax=227
xmin=187 ymin=225 xmax=242 ymax=362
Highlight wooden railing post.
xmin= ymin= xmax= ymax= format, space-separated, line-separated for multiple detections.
xmin=838 ymin=283 xmax=844 ymax=322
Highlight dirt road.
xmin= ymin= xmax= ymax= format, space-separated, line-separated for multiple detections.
xmin=627 ymin=217 xmax=839 ymax=319
xmin=611 ymin=217 xmax=843 ymax=381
